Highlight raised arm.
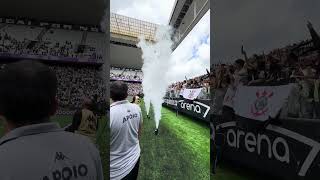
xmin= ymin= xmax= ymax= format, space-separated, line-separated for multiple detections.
xmin=241 ymin=45 xmax=249 ymax=62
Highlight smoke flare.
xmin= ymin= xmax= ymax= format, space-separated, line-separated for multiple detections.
xmin=137 ymin=25 xmax=173 ymax=128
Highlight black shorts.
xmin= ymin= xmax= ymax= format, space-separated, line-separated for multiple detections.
xmin=122 ymin=158 xmax=140 ymax=180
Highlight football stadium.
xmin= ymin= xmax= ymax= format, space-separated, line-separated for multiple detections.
xmin=110 ymin=0 xmax=211 ymax=179
xmin=0 ymin=0 xmax=108 ymax=178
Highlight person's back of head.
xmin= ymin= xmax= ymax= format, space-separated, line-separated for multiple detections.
xmin=82 ymin=97 xmax=93 ymax=110
xmin=110 ymin=81 xmax=128 ymax=102
xmin=0 ymin=60 xmax=57 ymax=127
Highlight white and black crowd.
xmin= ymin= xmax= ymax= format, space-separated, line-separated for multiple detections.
xmin=0 ymin=24 xmax=103 ymax=62
xmin=111 ymin=67 xmax=211 ymax=99
xmin=110 ymin=67 xmax=143 ymax=97
xmin=50 ymin=64 xmax=106 ymax=109
xmin=211 ymin=40 xmax=320 ymax=119
xmin=1 ymin=63 xmax=106 ymax=111
xmin=166 ymin=74 xmax=211 ymax=100
xmin=110 ymin=67 xmax=143 ymax=81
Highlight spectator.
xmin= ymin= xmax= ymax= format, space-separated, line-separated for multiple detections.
xmin=69 ymin=98 xmax=98 ymax=144
xmin=209 ymin=39 xmax=320 ymax=119
xmin=0 ymin=62 xmax=106 ymax=112
xmin=110 ymin=81 xmax=143 ymax=180
xmin=0 ymin=24 xmax=103 ymax=62
xmin=0 ymin=60 xmax=103 ymax=179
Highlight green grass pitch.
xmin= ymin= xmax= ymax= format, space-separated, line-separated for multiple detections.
xmin=138 ymin=102 xmax=264 ymax=180
xmin=137 ymin=101 xmax=210 ymax=180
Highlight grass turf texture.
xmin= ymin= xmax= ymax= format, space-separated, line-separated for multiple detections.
xmin=212 ymin=163 xmax=270 ymax=180
xmin=138 ymin=101 xmax=210 ymax=180
xmin=0 ymin=115 xmax=109 ymax=179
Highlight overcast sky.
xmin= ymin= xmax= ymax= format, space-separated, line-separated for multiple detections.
xmin=212 ymin=0 xmax=320 ymax=64
xmin=111 ymin=0 xmax=175 ymax=25
xmin=111 ymin=0 xmax=210 ymax=83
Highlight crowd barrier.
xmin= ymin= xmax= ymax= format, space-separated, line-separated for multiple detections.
xmin=212 ymin=84 xmax=320 ymax=179
xmin=163 ymin=97 xmax=211 ymax=122
xmin=166 ymin=87 xmax=211 ymax=100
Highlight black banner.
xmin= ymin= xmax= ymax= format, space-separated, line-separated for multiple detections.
xmin=163 ymin=97 xmax=211 ymax=122
xmin=214 ymin=109 xmax=320 ymax=180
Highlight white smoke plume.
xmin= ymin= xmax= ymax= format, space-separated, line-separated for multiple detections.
xmin=144 ymin=95 xmax=151 ymax=116
xmin=137 ymin=25 xmax=173 ymax=128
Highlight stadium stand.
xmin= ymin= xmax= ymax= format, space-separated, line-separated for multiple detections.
xmin=111 ymin=67 xmax=210 ymax=99
xmin=110 ymin=67 xmax=143 ymax=81
xmin=210 ymin=36 xmax=320 ymax=119
xmin=50 ymin=64 xmax=106 ymax=110
xmin=166 ymin=73 xmax=211 ymax=100
xmin=85 ymin=32 xmax=105 ymax=61
xmin=127 ymin=82 xmax=143 ymax=96
xmin=0 ymin=23 xmax=104 ymax=62
xmin=0 ymin=62 xmax=106 ymax=113
xmin=0 ymin=22 xmax=106 ymax=114
xmin=110 ymin=67 xmax=143 ymax=96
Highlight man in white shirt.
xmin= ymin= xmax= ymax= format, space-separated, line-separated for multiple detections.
xmin=110 ymin=81 xmax=143 ymax=180
xmin=233 ymin=59 xmax=248 ymax=86
xmin=0 ymin=60 xmax=103 ymax=180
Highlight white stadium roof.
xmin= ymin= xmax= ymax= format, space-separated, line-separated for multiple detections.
xmin=110 ymin=13 xmax=158 ymax=42
xmin=110 ymin=13 xmax=159 ymax=69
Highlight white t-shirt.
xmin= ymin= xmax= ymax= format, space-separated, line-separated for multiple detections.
xmin=0 ymin=123 xmax=103 ymax=180
xmin=234 ymin=68 xmax=248 ymax=86
xmin=110 ymin=100 xmax=143 ymax=180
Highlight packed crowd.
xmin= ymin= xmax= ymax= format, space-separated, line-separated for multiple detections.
xmin=110 ymin=67 xmax=143 ymax=81
xmin=166 ymin=73 xmax=211 ymax=100
xmin=211 ymin=48 xmax=319 ymax=89
xmin=29 ymin=40 xmax=76 ymax=58
xmin=212 ymin=40 xmax=320 ymax=119
xmin=49 ymin=64 xmax=106 ymax=109
xmin=0 ymin=24 xmax=103 ymax=62
xmin=1 ymin=62 xmax=106 ymax=110
xmin=127 ymin=83 xmax=143 ymax=96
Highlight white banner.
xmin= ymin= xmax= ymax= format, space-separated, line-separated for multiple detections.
xmin=182 ymin=88 xmax=203 ymax=100
xmin=180 ymin=89 xmax=184 ymax=96
xmin=233 ymin=84 xmax=293 ymax=121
